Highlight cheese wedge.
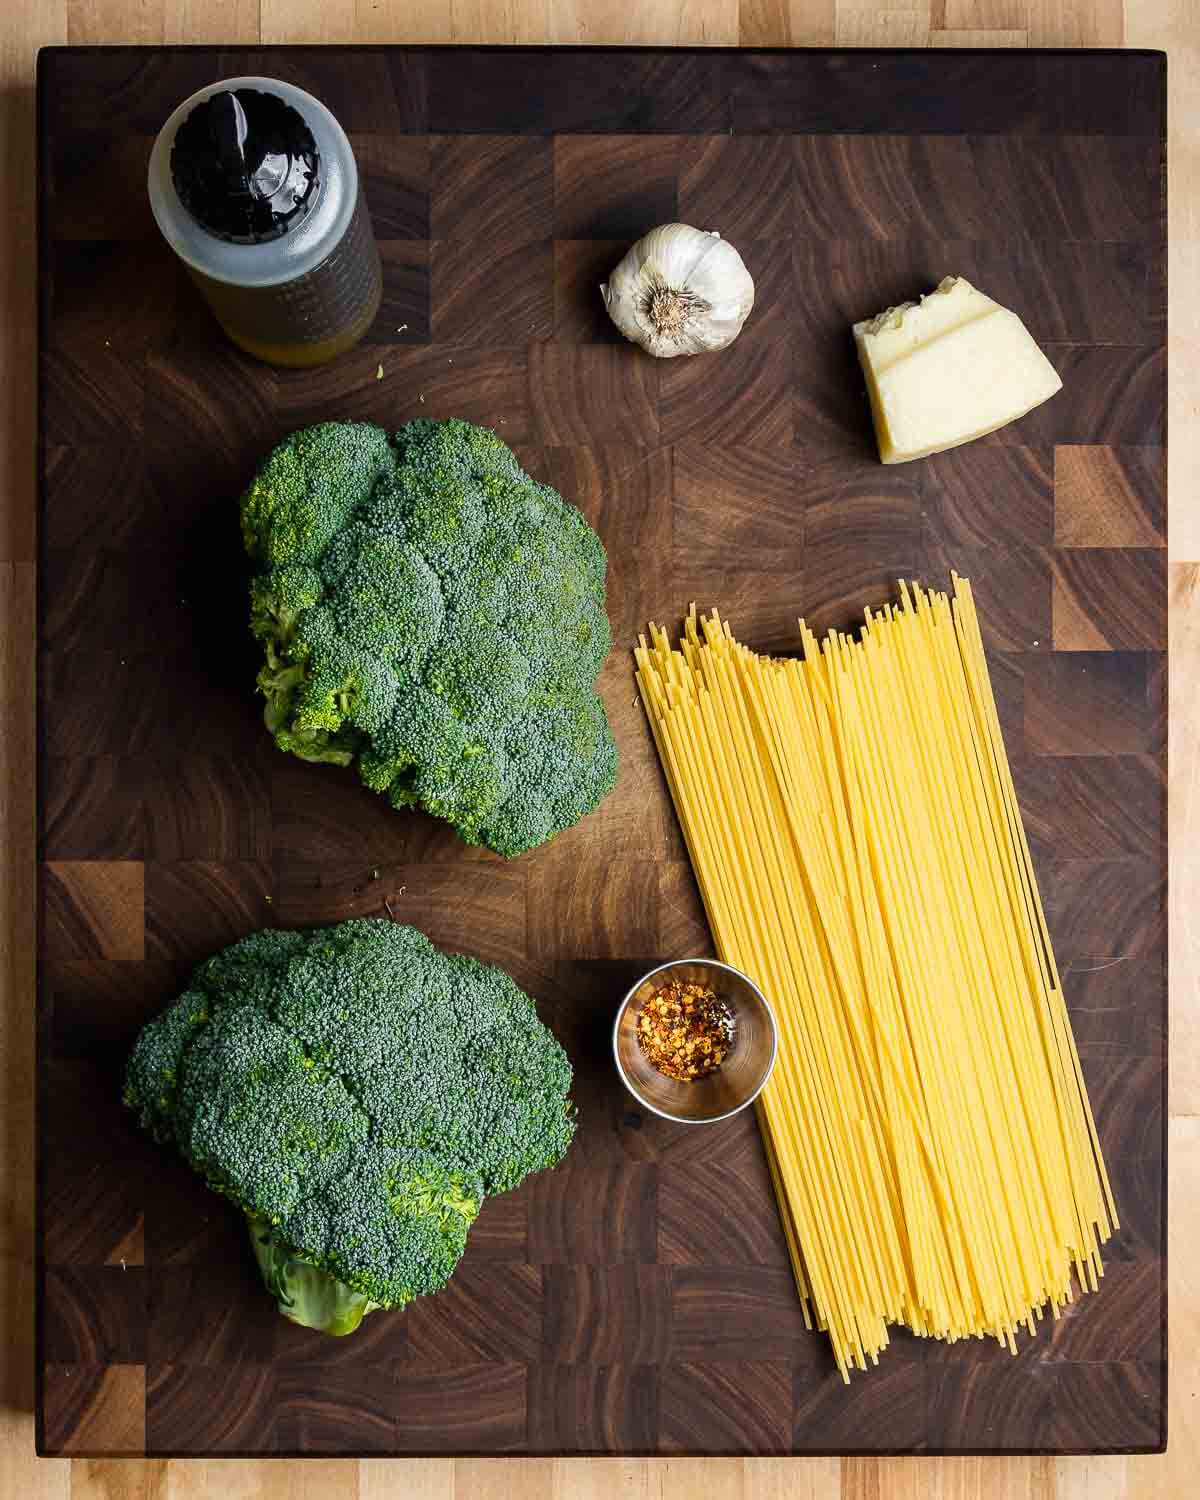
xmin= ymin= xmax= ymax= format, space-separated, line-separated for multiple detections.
xmin=852 ymin=276 xmax=1062 ymax=464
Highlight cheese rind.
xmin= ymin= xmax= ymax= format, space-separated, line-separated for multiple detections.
xmin=853 ymin=277 xmax=1062 ymax=464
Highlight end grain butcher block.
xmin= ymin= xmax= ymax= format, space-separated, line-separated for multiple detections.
xmin=36 ymin=46 xmax=1166 ymax=1458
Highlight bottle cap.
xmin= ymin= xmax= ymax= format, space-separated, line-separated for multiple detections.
xmin=170 ymin=87 xmax=320 ymax=245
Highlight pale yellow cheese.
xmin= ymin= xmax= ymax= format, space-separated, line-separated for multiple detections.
xmin=852 ymin=276 xmax=1063 ymax=464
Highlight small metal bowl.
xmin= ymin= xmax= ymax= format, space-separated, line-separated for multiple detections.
xmin=613 ymin=958 xmax=778 ymax=1125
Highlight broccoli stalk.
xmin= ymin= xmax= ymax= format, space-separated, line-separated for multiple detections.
xmin=247 ymin=1211 xmax=380 ymax=1336
xmin=240 ymin=418 xmax=618 ymax=856
xmin=250 ymin=576 xmax=360 ymax=766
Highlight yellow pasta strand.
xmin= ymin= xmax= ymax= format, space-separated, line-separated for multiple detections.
xmin=634 ymin=577 xmax=1114 ymax=1380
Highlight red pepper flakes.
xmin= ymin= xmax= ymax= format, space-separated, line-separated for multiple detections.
xmin=635 ymin=975 xmax=734 ymax=1082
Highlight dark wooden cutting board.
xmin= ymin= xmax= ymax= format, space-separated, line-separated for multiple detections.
xmin=35 ymin=45 xmax=1166 ymax=1458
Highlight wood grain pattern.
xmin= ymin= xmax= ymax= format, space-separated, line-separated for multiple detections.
xmin=31 ymin=42 xmax=1167 ymax=1461
xmin=1024 ymin=652 xmax=1164 ymax=756
xmin=43 ymin=1365 xmax=146 ymax=1456
xmin=1054 ymin=447 xmax=1166 ymax=549
xmin=41 ymin=864 xmax=145 ymax=960
xmin=1050 ymin=550 xmax=1167 ymax=650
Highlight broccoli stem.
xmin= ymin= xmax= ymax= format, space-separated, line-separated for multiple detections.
xmin=252 ymin=598 xmax=365 ymax=767
xmin=246 ymin=1211 xmax=381 ymax=1337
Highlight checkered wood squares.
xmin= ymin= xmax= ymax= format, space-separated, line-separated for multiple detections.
xmin=36 ymin=45 xmax=1166 ymax=1457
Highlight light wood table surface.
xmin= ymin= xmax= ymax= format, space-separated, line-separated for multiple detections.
xmin=2 ymin=2 xmax=1195 ymax=1497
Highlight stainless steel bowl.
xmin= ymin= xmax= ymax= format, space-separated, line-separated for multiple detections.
xmin=612 ymin=958 xmax=778 ymax=1124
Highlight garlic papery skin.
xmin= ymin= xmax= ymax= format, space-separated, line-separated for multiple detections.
xmin=601 ymin=223 xmax=755 ymax=358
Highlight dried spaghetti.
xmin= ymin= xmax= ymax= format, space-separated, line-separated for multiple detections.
xmin=634 ymin=576 xmax=1115 ymax=1380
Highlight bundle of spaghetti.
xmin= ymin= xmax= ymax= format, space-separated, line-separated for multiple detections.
xmin=634 ymin=575 xmax=1116 ymax=1381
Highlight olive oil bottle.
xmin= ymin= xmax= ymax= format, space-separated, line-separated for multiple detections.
xmin=148 ymin=77 xmax=382 ymax=368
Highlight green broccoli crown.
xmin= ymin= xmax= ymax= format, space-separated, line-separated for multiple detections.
xmin=241 ymin=418 xmax=618 ymax=856
xmin=124 ymin=919 xmax=575 ymax=1321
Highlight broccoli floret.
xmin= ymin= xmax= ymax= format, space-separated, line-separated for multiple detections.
xmin=241 ymin=418 xmax=618 ymax=856
xmin=123 ymin=919 xmax=574 ymax=1336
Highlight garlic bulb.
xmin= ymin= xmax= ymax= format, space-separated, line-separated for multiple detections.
xmin=601 ymin=224 xmax=755 ymax=358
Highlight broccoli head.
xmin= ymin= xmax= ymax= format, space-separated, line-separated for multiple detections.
xmin=242 ymin=418 xmax=618 ymax=857
xmin=125 ymin=919 xmax=575 ymax=1335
